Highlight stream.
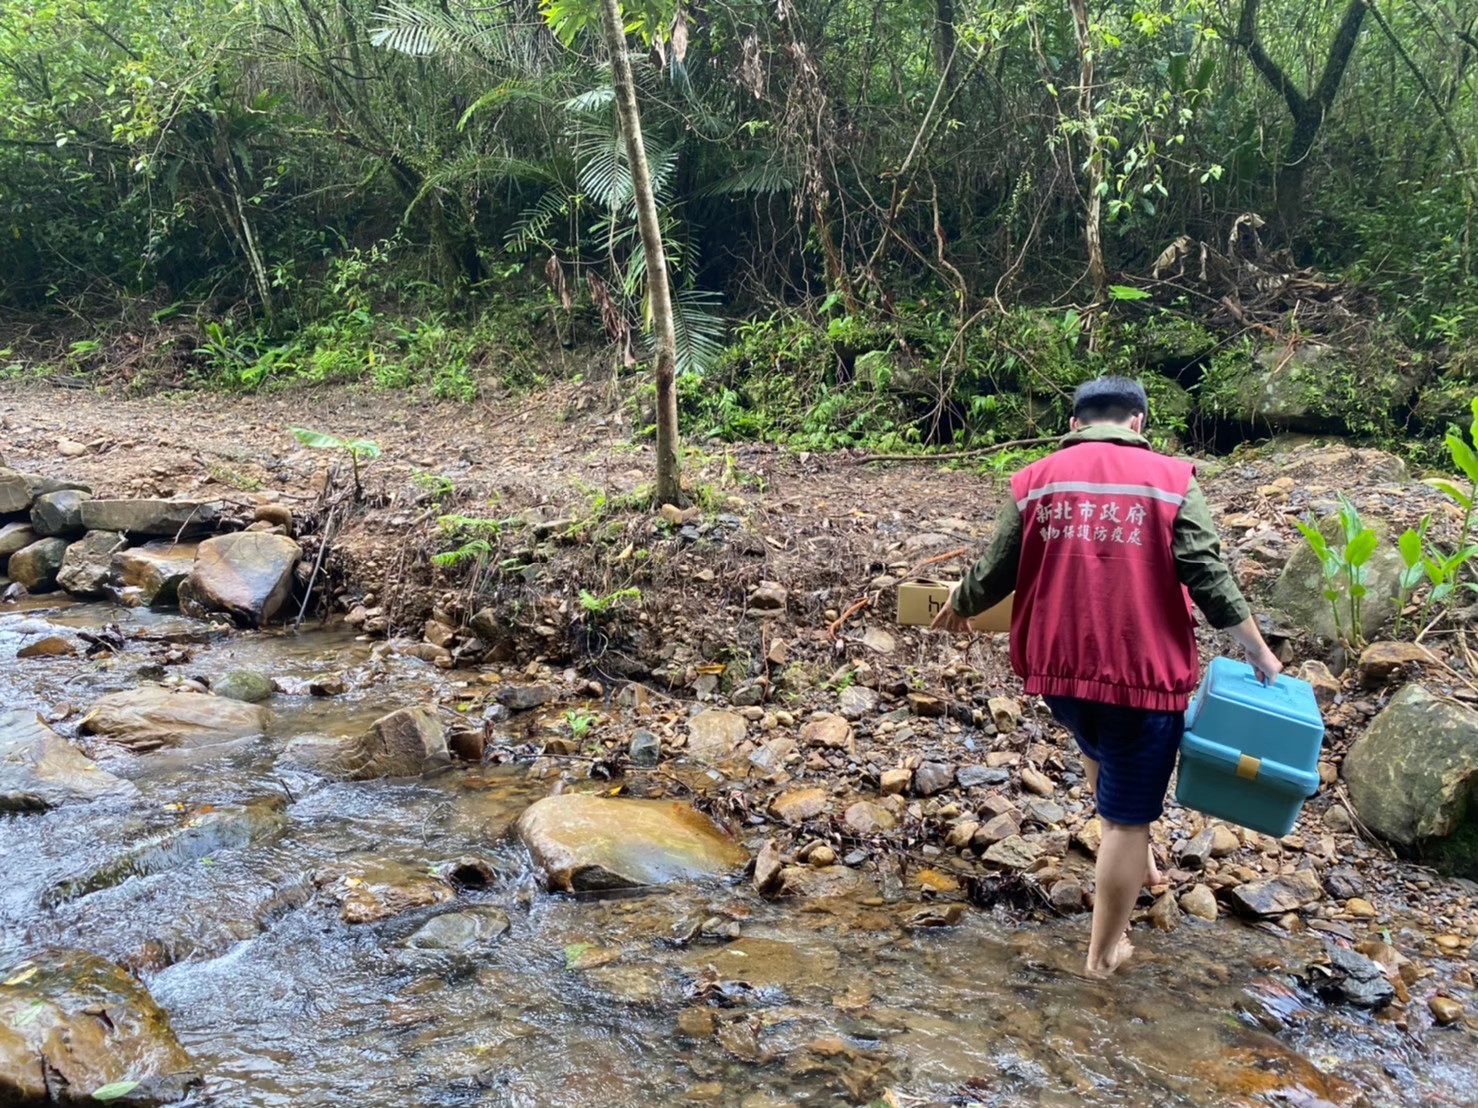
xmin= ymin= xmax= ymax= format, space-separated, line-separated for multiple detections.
xmin=2 ymin=597 xmax=1474 ymax=1107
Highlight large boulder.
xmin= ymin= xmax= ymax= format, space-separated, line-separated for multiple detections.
xmin=56 ymin=531 xmax=127 ymax=598
xmin=0 ymin=710 xmax=133 ymax=811
xmin=0 ymin=949 xmax=202 ymax=1104
xmin=110 ymin=543 xmax=198 ymax=608
xmin=7 ymin=537 xmax=70 ymax=593
xmin=177 ymin=532 xmax=301 ymax=627
xmin=1198 ymin=341 xmax=1425 ymax=435
xmin=515 ymin=793 xmax=748 ymax=892
xmin=78 ymin=498 xmax=222 ymax=538
xmin=30 ymin=489 xmax=91 ymax=538
xmin=1343 ymin=684 xmax=1478 ymax=872
xmin=0 ymin=521 xmax=38 ymax=558
xmin=281 ymin=707 xmax=449 ymax=780
xmin=1271 ymin=514 xmax=1404 ymax=642
xmin=78 ymin=686 xmax=271 ymax=752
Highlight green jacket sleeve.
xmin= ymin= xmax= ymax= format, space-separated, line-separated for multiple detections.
xmin=1174 ymin=477 xmax=1251 ymax=630
xmin=952 ymin=499 xmax=1022 ymax=617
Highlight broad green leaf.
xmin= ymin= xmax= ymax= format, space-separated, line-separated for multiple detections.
xmin=1294 ymin=522 xmax=1329 ymax=558
xmin=291 ymin=427 xmax=347 ymax=451
xmin=1398 ymin=528 xmax=1424 ymax=567
xmin=1322 ymin=588 xmax=1340 ymax=603
xmin=563 ymin=942 xmax=592 ymax=968
xmin=1446 ymin=430 xmax=1478 ymax=485
xmin=1423 ymin=477 xmax=1472 ymax=509
xmin=1400 ymin=565 xmax=1425 ymax=589
xmin=1107 ymin=285 xmax=1151 ymax=301
xmin=1434 ymin=583 xmax=1455 ymax=602
xmin=1337 ymin=497 xmax=1364 ymax=544
xmin=1350 ymin=584 xmax=1367 ymax=600
xmin=347 ymin=439 xmax=381 ymax=460
xmin=1469 ymin=395 xmax=1478 ymax=443
xmin=92 ymin=1083 xmax=140 ymax=1102
xmin=1344 ymin=529 xmax=1378 ymax=567
xmin=1424 ymin=556 xmax=1446 ymax=583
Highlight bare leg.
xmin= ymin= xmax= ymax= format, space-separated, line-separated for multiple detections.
xmin=1081 ymin=754 xmax=1160 ymax=886
xmin=1087 ymin=818 xmax=1150 ymax=976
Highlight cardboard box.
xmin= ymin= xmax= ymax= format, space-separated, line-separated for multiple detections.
xmin=896 ymin=581 xmax=1013 ymax=632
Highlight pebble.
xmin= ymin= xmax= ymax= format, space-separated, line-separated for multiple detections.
xmin=1323 ymin=805 xmax=1355 ymax=833
xmin=1146 ymin=890 xmax=1180 ymax=931
xmin=913 ymin=761 xmax=955 ymax=797
xmin=879 ymin=769 xmax=910 ymax=796
xmin=1180 ymin=884 xmax=1219 ymax=921
xmin=676 ymin=1008 xmax=716 ymax=1038
xmin=1344 ymin=897 xmax=1378 ymax=919
xmin=1020 ymin=767 xmax=1054 ymax=796
xmin=988 ymin=695 xmax=1022 ymax=731
xmin=1209 ymin=825 xmax=1241 ymax=857
xmin=1429 ymin=996 xmax=1464 ymax=1026
xmin=807 ymin=845 xmax=837 ymax=867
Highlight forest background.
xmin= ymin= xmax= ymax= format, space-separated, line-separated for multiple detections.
xmin=2 ymin=0 xmax=1476 ymax=463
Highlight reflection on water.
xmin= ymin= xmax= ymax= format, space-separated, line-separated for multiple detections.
xmin=2 ymin=600 xmax=1473 ymax=1106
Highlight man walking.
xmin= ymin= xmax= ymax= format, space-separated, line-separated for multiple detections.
xmin=933 ymin=376 xmax=1281 ymax=976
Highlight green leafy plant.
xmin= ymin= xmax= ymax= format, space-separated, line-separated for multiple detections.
xmin=578 ymin=587 xmax=641 ymax=615
xmin=1294 ymin=496 xmax=1378 ymax=647
xmin=565 ymin=708 xmax=596 ymax=741
xmin=1418 ymin=543 xmax=1478 ymax=634
xmin=1395 ymin=517 xmax=1429 ymax=637
xmin=291 ymin=428 xmax=381 ymax=498
xmin=1423 ymin=396 xmax=1478 ymax=555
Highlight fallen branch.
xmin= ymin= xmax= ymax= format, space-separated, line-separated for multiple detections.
xmin=852 ymin=436 xmax=1059 ymax=465
xmin=827 ymin=595 xmax=874 ymax=640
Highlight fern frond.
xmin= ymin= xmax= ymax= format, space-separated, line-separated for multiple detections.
xmin=506 ymin=189 xmax=570 ymax=255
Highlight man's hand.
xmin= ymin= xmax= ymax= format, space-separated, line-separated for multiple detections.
xmin=930 ymin=604 xmax=974 ymax=634
xmin=1247 ymin=646 xmax=1283 ymax=686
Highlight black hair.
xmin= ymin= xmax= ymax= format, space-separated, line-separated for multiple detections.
xmin=1071 ymin=376 xmax=1149 ymax=423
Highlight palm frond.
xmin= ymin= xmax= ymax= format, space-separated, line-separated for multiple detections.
xmin=695 ymin=159 xmax=796 ymax=198
xmin=563 ymin=86 xmax=616 ymax=115
xmin=506 ymin=189 xmax=570 ymax=255
xmin=459 ymin=79 xmax=560 ymax=131
xmin=370 ymin=1 xmax=548 ymax=70
xmin=403 ymin=154 xmax=558 ymax=222
xmin=670 ymin=289 xmax=728 ymax=376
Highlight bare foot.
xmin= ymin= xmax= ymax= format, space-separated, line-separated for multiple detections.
xmin=1085 ymin=934 xmax=1136 ymax=978
xmin=1144 ymin=844 xmax=1163 ymax=888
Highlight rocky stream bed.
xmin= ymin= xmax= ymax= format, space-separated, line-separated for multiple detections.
xmin=1 ymin=383 xmax=1477 ymax=1106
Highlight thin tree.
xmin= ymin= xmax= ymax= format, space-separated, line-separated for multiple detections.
xmin=597 ymin=0 xmax=682 ymax=506
xmin=1068 ymin=0 xmax=1107 ymax=342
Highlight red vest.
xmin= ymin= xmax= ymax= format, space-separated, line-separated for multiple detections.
xmin=1007 ymin=439 xmax=1198 ymax=711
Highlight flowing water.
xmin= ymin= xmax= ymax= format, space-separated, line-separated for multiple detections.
xmin=2 ymin=598 xmax=1474 ymax=1107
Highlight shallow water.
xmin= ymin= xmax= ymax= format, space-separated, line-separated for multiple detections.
xmin=2 ymin=599 xmax=1474 ymax=1107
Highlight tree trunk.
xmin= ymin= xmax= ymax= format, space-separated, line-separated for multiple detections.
xmin=934 ymin=0 xmax=958 ymax=93
xmin=1236 ymin=0 xmax=1368 ymax=235
xmin=1068 ymin=0 xmax=1106 ymax=342
xmin=598 ymin=0 xmax=682 ymax=506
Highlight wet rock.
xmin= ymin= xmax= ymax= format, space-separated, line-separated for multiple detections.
xmin=1311 ymin=945 xmax=1397 ymax=1009
xmin=748 ymin=737 xmax=796 ymax=774
xmin=913 ymin=761 xmax=955 ymax=797
xmin=1429 ymin=996 xmax=1464 ymax=1026
xmin=79 ymin=497 xmax=223 ymax=537
xmin=988 ymin=695 xmax=1022 ymax=731
xmin=1178 ymin=827 xmax=1216 ymax=870
xmin=1358 ymin=640 xmax=1433 ymax=688
xmin=30 ymin=489 xmax=90 ymax=537
xmin=748 ymin=582 xmax=788 ymax=611
xmin=212 ymin=670 xmax=273 ymax=703
xmin=687 ymin=710 xmax=747 ymax=761
xmin=7 ymin=536 xmax=69 ymax=592
xmin=283 ymin=707 xmax=449 ymax=780
xmin=317 ymin=858 xmax=455 ymax=924
xmin=496 ymin=684 xmax=558 ymax=712
xmin=676 ymin=1007 xmax=717 ymax=1039
xmin=1020 ymin=766 xmax=1054 ymax=796
xmin=1146 ymin=890 xmax=1180 ymax=931
xmin=879 ymin=768 xmax=910 ymax=795
xmin=972 ymin=813 xmax=1020 ymax=847
xmin=1343 ymin=684 xmax=1478 ymax=861
xmin=80 ymin=686 xmax=270 ymax=751
xmin=683 ymin=935 xmax=840 ymax=990
xmin=53 ymin=796 xmax=289 ymax=902
xmin=982 ymin=834 xmax=1042 ymax=871
xmin=110 ymin=542 xmax=197 ymax=608
xmin=0 ymin=949 xmax=201 ymax=1104
xmin=0 ymin=521 xmax=38 ymax=558
xmin=1180 ymin=884 xmax=1219 ymax=921
xmin=515 ymin=793 xmax=748 ymax=892
xmin=629 ymin=730 xmax=661 ymax=766
xmin=1225 ymin=869 xmax=1324 ymax=917
xmin=769 ymin=787 xmax=828 ymax=824
xmin=0 ymin=710 xmax=132 ymax=811
xmin=1049 ymin=877 xmax=1084 ymax=912
xmin=838 ymin=685 xmax=878 ymax=720
xmin=844 ymin=801 xmax=897 ymax=835
xmin=753 ymin=838 xmax=784 ymax=895
xmin=777 ymin=865 xmax=867 ymax=899
xmin=17 ymin=635 xmax=75 ymax=659
xmin=310 ymin=674 xmax=347 ymax=698
xmin=800 ymin=713 xmax=853 ymax=749
xmin=56 ymin=530 xmax=127 ymax=597
xmin=404 ymin=907 xmax=511 ymax=951
xmin=178 ymin=532 xmax=302 ymax=627
xmin=957 ymin=764 xmax=1010 ymax=789
xmin=907 ymin=692 xmax=945 ymax=718
xmin=1299 ymin=659 xmax=1342 ymax=708
xmin=0 ymin=467 xmax=33 ymax=514
xmin=1272 ymin=514 xmax=1404 ymax=642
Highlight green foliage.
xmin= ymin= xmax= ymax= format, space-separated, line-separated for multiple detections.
xmin=564 ymin=708 xmax=596 ymax=741
xmin=1294 ymin=496 xmax=1377 ymax=647
xmin=578 ymin=586 xmax=641 ymax=615
xmin=432 ymin=514 xmax=521 ymax=569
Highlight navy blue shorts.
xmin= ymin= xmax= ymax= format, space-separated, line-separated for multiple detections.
xmin=1044 ymin=696 xmax=1184 ymax=826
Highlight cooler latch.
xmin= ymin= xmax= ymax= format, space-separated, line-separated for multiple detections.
xmin=1236 ymin=754 xmax=1261 ymax=781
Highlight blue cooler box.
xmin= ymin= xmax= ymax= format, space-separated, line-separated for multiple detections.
xmin=1175 ymin=657 xmax=1324 ymax=838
